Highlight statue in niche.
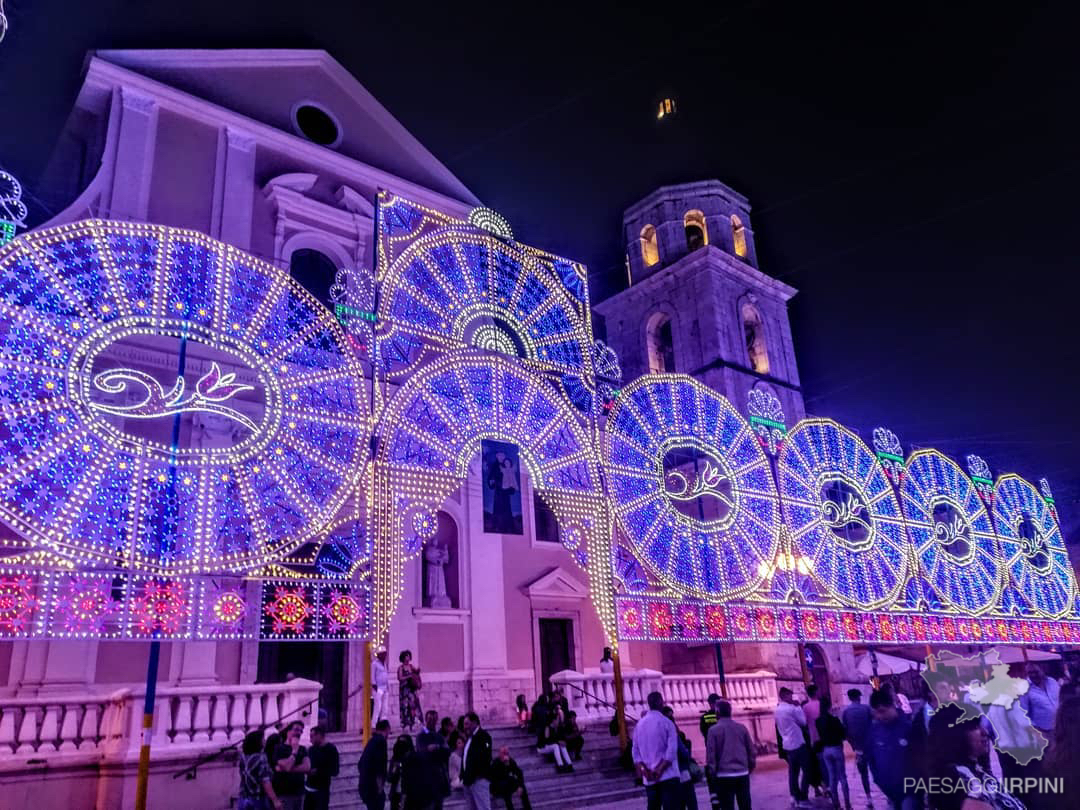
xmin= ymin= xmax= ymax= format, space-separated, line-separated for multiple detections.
xmin=424 ymin=536 xmax=452 ymax=608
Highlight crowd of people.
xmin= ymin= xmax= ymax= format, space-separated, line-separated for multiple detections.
xmin=628 ymin=659 xmax=1080 ymax=810
xmin=772 ymin=661 xmax=1080 ymax=810
xmin=236 ymin=652 xmax=1080 ymax=810
xmin=236 ymin=720 xmax=340 ymax=810
xmin=351 ymin=678 xmax=591 ymax=810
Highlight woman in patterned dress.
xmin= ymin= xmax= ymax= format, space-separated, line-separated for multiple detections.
xmin=397 ymin=649 xmax=422 ymax=732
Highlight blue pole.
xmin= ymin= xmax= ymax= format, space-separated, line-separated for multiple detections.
xmin=135 ymin=329 xmax=188 ymax=809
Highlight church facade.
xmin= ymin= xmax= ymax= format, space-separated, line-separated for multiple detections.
xmin=21 ymin=46 xmax=1080 ymax=809
xmin=0 ymin=49 xmax=864 ymax=731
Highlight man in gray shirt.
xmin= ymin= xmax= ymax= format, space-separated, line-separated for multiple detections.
xmin=841 ymin=689 xmax=873 ymax=809
xmin=705 ymin=700 xmax=756 ymax=810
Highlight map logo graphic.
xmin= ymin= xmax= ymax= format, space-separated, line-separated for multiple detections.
xmin=922 ymin=647 xmax=1047 ymax=765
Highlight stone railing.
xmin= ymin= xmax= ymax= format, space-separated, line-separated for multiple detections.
xmin=0 ymin=678 xmax=321 ymax=766
xmin=0 ymin=691 xmax=128 ymax=761
xmin=549 ymin=669 xmax=776 ymax=724
xmin=659 ymin=670 xmax=778 ymax=717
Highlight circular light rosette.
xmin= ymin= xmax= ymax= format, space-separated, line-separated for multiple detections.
xmin=900 ymin=450 xmax=1002 ymax=614
xmin=604 ymin=375 xmax=780 ymax=599
xmin=778 ymin=419 xmax=909 ymax=609
xmin=0 ymin=220 xmax=369 ymax=575
xmin=992 ymin=474 xmax=1076 ymax=618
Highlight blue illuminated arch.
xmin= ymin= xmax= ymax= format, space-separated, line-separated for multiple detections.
xmin=376 ymin=196 xmax=592 ymax=379
xmin=0 ymin=220 xmax=369 ymax=575
xmin=604 ymin=375 xmax=780 ymax=599
xmin=993 ymin=474 xmax=1075 ymax=618
xmin=900 ymin=449 xmax=1002 ymax=615
xmin=778 ymin=419 xmax=909 ymax=610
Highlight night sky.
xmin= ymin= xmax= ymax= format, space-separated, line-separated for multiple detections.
xmin=2 ymin=1 xmax=1079 ymax=539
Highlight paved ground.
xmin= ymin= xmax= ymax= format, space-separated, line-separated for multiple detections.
xmin=587 ymin=751 xmax=892 ymax=810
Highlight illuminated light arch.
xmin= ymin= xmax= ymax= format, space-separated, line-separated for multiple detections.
xmin=992 ymin=474 xmax=1076 ymax=618
xmin=0 ymin=219 xmax=370 ymax=576
xmin=604 ymin=375 xmax=781 ymax=600
xmin=777 ymin=418 xmax=910 ymax=610
xmin=376 ymin=195 xmax=592 ymax=380
xmin=900 ymin=449 xmax=1003 ymax=615
xmin=371 ymin=350 xmax=611 ymax=640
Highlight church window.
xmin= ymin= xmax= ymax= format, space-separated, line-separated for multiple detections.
xmin=731 ymin=215 xmax=748 ymax=258
xmin=293 ymin=102 xmax=342 ymax=147
xmin=640 ymin=224 xmax=660 ymax=267
xmin=533 ymin=491 xmax=560 ymax=543
xmin=288 ymin=248 xmax=337 ymax=311
xmin=646 ymin=312 xmax=676 ymax=373
xmin=684 ymin=210 xmax=708 ymax=252
xmin=741 ymin=302 xmax=769 ymax=374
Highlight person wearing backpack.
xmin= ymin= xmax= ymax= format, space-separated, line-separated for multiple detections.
xmin=238 ymin=729 xmax=285 ymax=810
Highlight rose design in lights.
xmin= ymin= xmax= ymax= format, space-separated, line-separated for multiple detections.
xmin=0 ymin=220 xmax=369 ymax=576
xmin=263 ymin=585 xmax=314 ymax=636
xmin=605 ymin=375 xmax=780 ymax=600
xmin=211 ymin=590 xmax=247 ymax=626
xmin=900 ymin=450 xmax=1002 ymax=615
xmin=131 ymin=580 xmax=189 ymax=635
xmin=53 ymin=576 xmax=117 ymax=636
xmin=322 ymin=590 xmax=364 ymax=634
xmin=0 ymin=575 xmax=36 ymax=634
xmin=993 ymin=474 xmax=1075 ymax=618
xmin=777 ymin=419 xmax=909 ymax=610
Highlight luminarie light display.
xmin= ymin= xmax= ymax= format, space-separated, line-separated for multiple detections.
xmin=0 ymin=199 xmax=1076 ymax=646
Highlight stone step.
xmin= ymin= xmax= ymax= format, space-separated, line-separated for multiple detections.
xmin=325 ymin=725 xmax=637 ymax=810
xmin=327 ymin=772 xmax=642 ymax=810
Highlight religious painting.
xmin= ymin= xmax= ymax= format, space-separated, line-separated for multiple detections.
xmin=482 ymin=440 xmax=523 ymax=534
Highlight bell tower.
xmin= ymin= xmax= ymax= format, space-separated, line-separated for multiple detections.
xmin=594 ymin=180 xmax=804 ymax=421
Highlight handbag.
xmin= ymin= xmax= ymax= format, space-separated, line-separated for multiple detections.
xmin=410 ymin=669 xmax=423 ymax=689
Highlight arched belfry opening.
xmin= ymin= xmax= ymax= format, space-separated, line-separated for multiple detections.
xmin=640 ymin=224 xmax=660 ymax=267
xmin=731 ymin=215 xmax=748 ymax=258
xmin=646 ymin=312 xmax=676 ymax=373
xmin=684 ymin=210 xmax=707 ymax=252
xmin=741 ymin=301 xmax=769 ymax=374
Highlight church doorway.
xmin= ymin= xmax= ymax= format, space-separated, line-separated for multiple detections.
xmin=538 ymin=618 xmax=574 ymax=693
xmin=256 ymin=642 xmax=347 ymax=731
xmin=805 ymin=644 xmax=830 ymax=697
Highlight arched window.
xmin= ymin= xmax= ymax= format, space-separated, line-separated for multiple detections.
xmin=731 ymin=215 xmax=748 ymax=258
xmin=646 ymin=312 xmax=676 ymax=373
xmin=684 ymin=210 xmax=708 ymax=252
xmin=741 ymin=302 xmax=769 ymax=374
xmin=640 ymin=224 xmax=660 ymax=267
xmin=288 ymin=248 xmax=337 ymax=310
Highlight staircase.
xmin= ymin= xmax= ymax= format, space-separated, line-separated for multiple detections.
xmin=327 ymin=724 xmax=642 ymax=809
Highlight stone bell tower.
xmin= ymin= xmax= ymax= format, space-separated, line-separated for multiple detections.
xmin=594 ymin=180 xmax=805 ymax=423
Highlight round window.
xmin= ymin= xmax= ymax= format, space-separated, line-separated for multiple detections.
xmin=292 ymin=103 xmax=341 ymax=147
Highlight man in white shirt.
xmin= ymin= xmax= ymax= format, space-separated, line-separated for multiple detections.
xmin=371 ymin=649 xmax=389 ymax=725
xmin=775 ymin=687 xmax=811 ymax=808
xmin=631 ymin=691 xmax=681 ymax=810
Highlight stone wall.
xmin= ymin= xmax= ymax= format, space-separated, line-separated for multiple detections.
xmin=384 ymin=673 xmax=532 ymax=727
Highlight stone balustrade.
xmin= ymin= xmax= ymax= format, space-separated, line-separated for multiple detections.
xmin=659 ymin=670 xmax=778 ymax=717
xmin=0 ymin=678 xmax=321 ymax=766
xmin=549 ymin=668 xmax=777 ymax=724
